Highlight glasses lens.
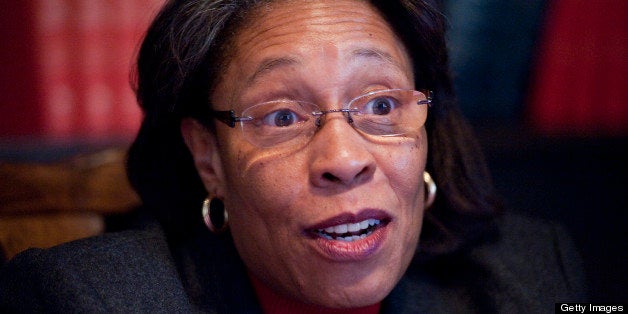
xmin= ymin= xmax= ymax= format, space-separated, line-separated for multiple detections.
xmin=351 ymin=89 xmax=428 ymax=136
xmin=241 ymin=100 xmax=318 ymax=147
xmin=238 ymin=90 xmax=429 ymax=147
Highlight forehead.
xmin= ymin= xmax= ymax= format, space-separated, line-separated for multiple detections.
xmin=238 ymin=0 xmax=393 ymax=40
xmin=222 ymin=0 xmax=413 ymax=84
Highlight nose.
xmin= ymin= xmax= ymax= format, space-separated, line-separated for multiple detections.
xmin=308 ymin=114 xmax=376 ymax=189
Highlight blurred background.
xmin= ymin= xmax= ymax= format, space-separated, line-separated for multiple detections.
xmin=1 ymin=0 xmax=626 ymax=302
xmin=442 ymin=0 xmax=627 ymax=303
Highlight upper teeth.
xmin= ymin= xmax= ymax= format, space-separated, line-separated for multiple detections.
xmin=319 ymin=219 xmax=380 ymax=235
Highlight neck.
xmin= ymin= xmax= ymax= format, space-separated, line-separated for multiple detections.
xmin=249 ymin=274 xmax=381 ymax=314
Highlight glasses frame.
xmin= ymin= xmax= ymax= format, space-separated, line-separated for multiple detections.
xmin=208 ymin=89 xmax=433 ymax=130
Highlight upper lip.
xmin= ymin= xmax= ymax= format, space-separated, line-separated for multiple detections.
xmin=305 ymin=209 xmax=391 ymax=231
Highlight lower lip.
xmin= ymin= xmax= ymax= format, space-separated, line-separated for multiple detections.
xmin=308 ymin=224 xmax=388 ymax=262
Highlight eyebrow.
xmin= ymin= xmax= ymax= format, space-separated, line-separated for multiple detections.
xmin=247 ymin=56 xmax=301 ymax=86
xmin=245 ymin=47 xmax=405 ymax=86
xmin=350 ymin=47 xmax=406 ymax=72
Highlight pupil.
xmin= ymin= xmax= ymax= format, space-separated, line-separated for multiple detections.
xmin=373 ymin=100 xmax=392 ymax=115
xmin=274 ymin=110 xmax=294 ymax=127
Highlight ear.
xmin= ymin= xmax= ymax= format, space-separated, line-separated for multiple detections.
xmin=181 ymin=118 xmax=226 ymax=197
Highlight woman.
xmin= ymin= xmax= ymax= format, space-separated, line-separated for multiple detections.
xmin=0 ymin=0 xmax=585 ymax=312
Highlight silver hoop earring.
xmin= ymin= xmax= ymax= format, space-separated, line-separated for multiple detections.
xmin=202 ymin=197 xmax=229 ymax=233
xmin=423 ymin=171 xmax=437 ymax=209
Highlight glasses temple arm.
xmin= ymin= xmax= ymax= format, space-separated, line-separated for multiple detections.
xmin=418 ymin=90 xmax=433 ymax=106
xmin=207 ymin=110 xmax=237 ymax=128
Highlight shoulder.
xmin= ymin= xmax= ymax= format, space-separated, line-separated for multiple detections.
xmin=465 ymin=213 xmax=587 ymax=309
xmin=0 ymin=219 xmax=192 ymax=312
xmin=478 ymin=213 xmax=585 ymax=289
xmin=386 ymin=213 xmax=586 ymax=313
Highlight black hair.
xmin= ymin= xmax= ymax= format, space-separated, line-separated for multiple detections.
xmin=128 ymin=0 xmax=503 ymax=257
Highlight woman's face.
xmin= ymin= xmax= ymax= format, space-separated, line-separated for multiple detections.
xmin=194 ymin=0 xmax=427 ymax=308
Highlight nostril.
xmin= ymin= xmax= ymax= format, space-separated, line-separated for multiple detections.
xmin=322 ymin=172 xmax=339 ymax=182
xmin=320 ymin=165 xmax=373 ymax=185
xmin=356 ymin=166 xmax=370 ymax=180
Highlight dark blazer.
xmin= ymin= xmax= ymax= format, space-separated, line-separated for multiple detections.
xmin=0 ymin=213 xmax=585 ymax=313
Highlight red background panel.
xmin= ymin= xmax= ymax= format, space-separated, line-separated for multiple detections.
xmin=528 ymin=0 xmax=628 ymax=136
xmin=0 ymin=0 xmax=164 ymax=140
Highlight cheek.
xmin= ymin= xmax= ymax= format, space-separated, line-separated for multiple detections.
xmin=384 ymin=131 xmax=427 ymax=246
xmin=218 ymin=145 xmax=311 ymax=290
xmin=221 ymin=141 xmax=306 ymax=224
xmin=218 ymin=128 xmax=290 ymax=192
xmin=227 ymin=150 xmax=307 ymax=208
xmin=383 ymin=130 xmax=428 ymax=197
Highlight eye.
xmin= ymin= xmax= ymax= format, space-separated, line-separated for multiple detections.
xmin=262 ymin=108 xmax=300 ymax=127
xmin=364 ymin=97 xmax=397 ymax=115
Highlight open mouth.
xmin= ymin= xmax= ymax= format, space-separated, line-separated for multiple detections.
xmin=306 ymin=210 xmax=391 ymax=261
xmin=314 ymin=219 xmax=386 ymax=242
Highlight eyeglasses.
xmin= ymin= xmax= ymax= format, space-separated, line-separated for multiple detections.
xmin=207 ymin=89 xmax=432 ymax=148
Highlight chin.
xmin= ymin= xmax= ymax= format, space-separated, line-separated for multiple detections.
xmin=290 ymin=223 xmax=419 ymax=308
xmin=297 ymin=265 xmax=401 ymax=309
